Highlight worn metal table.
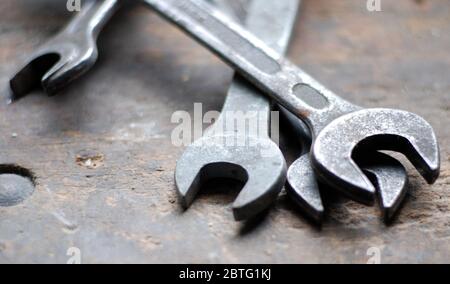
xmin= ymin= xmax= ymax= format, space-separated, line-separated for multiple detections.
xmin=0 ymin=0 xmax=449 ymax=263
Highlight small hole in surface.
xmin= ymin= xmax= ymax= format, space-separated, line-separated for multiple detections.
xmin=0 ymin=164 xmax=36 ymax=207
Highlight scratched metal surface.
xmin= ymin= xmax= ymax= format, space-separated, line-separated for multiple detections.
xmin=0 ymin=0 xmax=449 ymax=263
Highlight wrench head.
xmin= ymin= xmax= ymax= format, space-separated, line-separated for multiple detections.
xmin=312 ymin=108 xmax=440 ymax=204
xmin=286 ymin=151 xmax=407 ymax=223
xmin=9 ymin=31 xmax=98 ymax=100
xmin=175 ymin=134 xmax=286 ymax=221
xmin=358 ymin=152 xmax=408 ymax=222
xmin=286 ymin=155 xmax=324 ymax=223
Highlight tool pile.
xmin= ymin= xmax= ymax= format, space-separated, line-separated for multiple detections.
xmin=9 ymin=0 xmax=440 ymax=225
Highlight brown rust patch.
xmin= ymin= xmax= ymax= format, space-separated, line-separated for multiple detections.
xmin=75 ymin=151 xmax=105 ymax=169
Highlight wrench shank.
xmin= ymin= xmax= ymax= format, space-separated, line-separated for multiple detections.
xmin=64 ymin=0 xmax=121 ymax=38
xmin=143 ymin=0 xmax=359 ymax=135
xmin=213 ymin=0 xmax=300 ymax=136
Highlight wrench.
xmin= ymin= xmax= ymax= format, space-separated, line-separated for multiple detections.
xmin=175 ymin=0 xmax=299 ymax=221
xmin=282 ymin=109 xmax=408 ymax=222
xmin=142 ymin=0 xmax=440 ymax=204
xmin=185 ymin=0 xmax=408 ymax=223
xmin=9 ymin=0 xmax=123 ymax=100
xmin=209 ymin=0 xmax=250 ymax=23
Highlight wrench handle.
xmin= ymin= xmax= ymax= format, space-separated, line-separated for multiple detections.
xmin=64 ymin=0 xmax=122 ymax=39
xmin=143 ymin=0 xmax=359 ymax=134
xmin=211 ymin=0 xmax=300 ymax=137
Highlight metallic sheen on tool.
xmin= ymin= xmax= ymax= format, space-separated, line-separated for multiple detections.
xmin=10 ymin=0 xmax=122 ymax=100
xmin=142 ymin=0 xmax=440 ymax=204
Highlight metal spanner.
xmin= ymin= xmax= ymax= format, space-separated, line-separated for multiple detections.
xmin=178 ymin=0 xmax=408 ymax=223
xmin=213 ymin=0 xmax=409 ymax=224
xmin=175 ymin=0 xmax=298 ymax=221
xmin=282 ymin=108 xmax=408 ymax=223
xmin=142 ymin=0 xmax=440 ymax=203
xmin=9 ymin=0 xmax=123 ymax=100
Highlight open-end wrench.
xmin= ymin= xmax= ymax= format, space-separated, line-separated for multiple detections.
xmin=207 ymin=0 xmax=408 ymax=224
xmin=175 ymin=0 xmax=299 ymax=221
xmin=142 ymin=0 xmax=440 ymax=204
xmin=9 ymin=0 xmax=123 ymax=100
xmin=282 ymin=109 xmax=408 ymax=223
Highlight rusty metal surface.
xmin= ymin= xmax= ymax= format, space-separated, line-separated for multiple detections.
xmin=0 ymin=0 xmax=449 ymax=263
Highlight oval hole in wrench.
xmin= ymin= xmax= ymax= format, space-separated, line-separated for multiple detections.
xmin=292 ymin=83 xmax=329 ymax=109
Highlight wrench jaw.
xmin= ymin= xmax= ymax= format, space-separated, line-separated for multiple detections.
xmin=357 ymin=152 xmax=408 ymax=222
xmin=232 ymin=168 xmax=287 ymax=221
xmin=286 ymin=152 xmax=408 ymax=223
xmin=9 ymin=52 xmax=61 ymax=101
xmin=41 ymin=44 xmax=98 ymax=96
xmin=10 ymin=20 xmax=98 ymax=101
xmin=281 ymin=109 xmax=408 ymax=223
xmin=175 ymin=135 xmax=287 ymax=221
xmin=312 ymin=108 xmax=440 ymax=204
xmin=176 ymin=160 xmax=249 ymax=209
xmin=286 ymin=155 xmax=324 ymax=223
xmin=9 ymin=31 xmax=98 ymax=100
xmin=312 ymin=150 xmax=377 ymax=205
xmin=9 ymin=0 xmax=122 ymax=100
xmin=362 ymin=169 xmax=407 ymax=223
